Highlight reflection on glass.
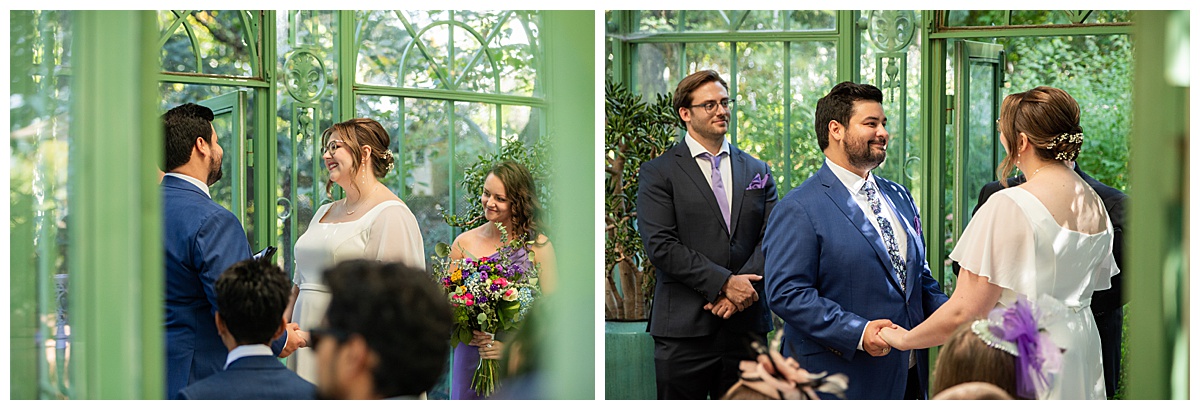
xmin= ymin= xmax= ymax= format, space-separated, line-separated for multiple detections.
xmin=158 ymin=10 xmax=254 ymax=77
xmin=402 ymin=98 xmax=452 ymax=263
xmin=962 ymin=62 xmax=996 ymax=228
xmin=787 ymin=41 xmax=838 ymax=194
xmin=633 ymin=42 xmax=681 ymax=100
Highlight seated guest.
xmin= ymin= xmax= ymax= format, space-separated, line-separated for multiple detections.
xmin=932 ymin=382 xmax=1014 ymax=400
xmin=314 ymin=260 xmax=452 ymax=399
xmin=177 ymin=259 xmax=315 ymax=400
xmin=930 ymin=297 xmax=1063 ymax=400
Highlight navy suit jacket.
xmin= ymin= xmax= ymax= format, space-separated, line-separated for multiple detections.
xmin=162 ymin=175 xmax=253 ymax=398
xmin=176 ymin=355 xmax=316 ymax=400
xmin=637 ymin=141 xmax=777 ymax=338
xmin=763 ymin=163 xmax=949 ymax=399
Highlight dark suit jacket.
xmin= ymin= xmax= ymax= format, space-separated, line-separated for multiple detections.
xmin=637 ymin=141 xmax=777 ymax=338
xmin=763 ymin=163 xmax=949 ymax=400
xmin=175 ymin=355 xmax=316 ymax=400
xmin=163 ymin=175 xmax=253 ymax=398
xmin=953 ymin=164 xmax=1126 ymax=313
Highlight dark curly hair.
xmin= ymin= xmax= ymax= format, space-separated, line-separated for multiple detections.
xmin=215 ymin=259 xmax=292 ymax=345
xmin=814 ymin=81 xmax=884 ymax=151
xmin=323 ymin=259 xmax=452 ymax=398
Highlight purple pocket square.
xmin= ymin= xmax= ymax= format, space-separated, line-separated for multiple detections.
xmin=913 ymin=215 xmax=923 ymax=236
xmin=746 ymin=173 xmax=770 ymax=190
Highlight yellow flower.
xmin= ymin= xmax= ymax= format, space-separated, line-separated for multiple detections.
xmin=451 ymin=266 xmax=463 ymax=282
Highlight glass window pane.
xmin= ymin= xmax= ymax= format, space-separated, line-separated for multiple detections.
xmin=731 ymin=42 xmax=785 ymax=182
xmin=1086 ymin=10 xmax=1132 ymax=24
xmin=632 ymin=42 xmax=681 ymax=101
xmin=357 ymin=11 xmax=415 ymax=88
xmin=962 ymin=61 xmax=997 ymax=227
xmin=1010 ymin=10 xmax=1069 ymax=25
xmin=402 ymin=98 xmax=452 ymax=263
xmin=493 ymin=13 xmax=539 ymax=96
xmin=738 ymin=10 xmax=784 ymax=31
xmin=453 ymin=101 xmax=499 ymax=220
xmin=158 ymin=10 xmax=254 ymax=77
xmin=787 ymin=41 xmax=838 ymax=194
xmin=682 ymin=10 xmax=733 ymax=32
xmin=789 ymin=10 xmax=837 ymax=31
xmin=501 ymin=105 xmax=540 ymax=144
xmin=683 ymin=42 xmax=732 ymax=84
xmin=946 ymin=10 xmax=1009 ymax=27
xmin=636 ymin=10 xmax=679 ymax=33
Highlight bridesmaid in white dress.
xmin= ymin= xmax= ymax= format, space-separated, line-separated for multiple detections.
xmin=878 ymin=86 xmax=1118 ymax=399
xmin=284 ymin=118 xmax=426 ymax=383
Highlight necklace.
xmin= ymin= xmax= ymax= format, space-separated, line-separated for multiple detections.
xmin=1027 ymin=163 xmax=1054 ymax=180
xmin=345 ymin=183 xmax=381 ymax=215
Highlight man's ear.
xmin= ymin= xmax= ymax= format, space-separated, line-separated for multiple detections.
xmin=272 ymin=316 xmax=286 ymax=340
xmin=342 ymin=335 xmax=373 ymax=371
xmin=195 ymin=136 xmax=211 ymax=158
xmin=828 ymin=120 xmax=844 ymax=143
xmin=214 ymin=312 xmax=228 ymax=336
xmin=678 ymin=106 xmax=692 ymax=126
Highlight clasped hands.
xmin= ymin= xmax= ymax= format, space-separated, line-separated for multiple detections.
xmin=702 ymin=274 xmax=762 ymax=319
xmin=468 ymin=330 xmax=504 ymax=360
xmin=864 ymin=319 xmax=910 ymax=357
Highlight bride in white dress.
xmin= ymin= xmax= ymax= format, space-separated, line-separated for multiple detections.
xmin=878 ymin=86 xmax=1118 ymax=399
xmin=283 ymin=118 xmax=425 ymax=383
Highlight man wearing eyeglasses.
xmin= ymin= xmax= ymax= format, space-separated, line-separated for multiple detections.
xmin=637 ymin=70 xmax=777 ymax=399
xmin=176 ymin=259 xmax=315 ymax=399
xmin=311 ymin=260 xmax=452 ymax=399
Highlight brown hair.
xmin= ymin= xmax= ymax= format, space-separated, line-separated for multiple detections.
xmin=488 ymin=160 xmax=543 ymax=242
xmin=672 ymin=70 xmax=729 ymax=128
xmin=320 ymin=118 xmax=396 ymax=196
xmin=996 ymin=86 xmax=1083 ymax=186
xmin=931 ymin=321 xmax=1021 ymax=399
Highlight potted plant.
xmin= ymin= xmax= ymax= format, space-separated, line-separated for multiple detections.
xmin=603 ymin=79 xmax=677 ymax=399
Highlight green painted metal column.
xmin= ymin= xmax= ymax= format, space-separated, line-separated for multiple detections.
xmin=68 ymin=10 xmax=163 ymax=399
xmin=542 ymin=10 xmax=596 ymax=400
xmin=1127 ymin=9 xmax=1189 ymax=400
xmin=254 ymin=11 xmax=279 ymax=250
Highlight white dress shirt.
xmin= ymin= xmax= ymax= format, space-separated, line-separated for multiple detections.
xmin=224 ymin=344 xmax=274 ymax=369
xmin=683 ymin=132 xmax=733 ymax=209
xmin=164 ymin=172 xmax=211 ymax=198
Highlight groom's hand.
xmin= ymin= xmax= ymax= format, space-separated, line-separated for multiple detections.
xmin=722 ymin=274 xmax=762 ymax=310
xmin=863 ymin=319 xmax=895 ymax=357
xmin=703 ymin=296 xmax=738 ymax=319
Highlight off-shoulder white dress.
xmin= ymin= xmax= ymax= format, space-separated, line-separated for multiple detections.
xmin=288 ymin=200 xmax=426 ymax=383
xmin=950 ymin=187 xmax=1119 ymax=400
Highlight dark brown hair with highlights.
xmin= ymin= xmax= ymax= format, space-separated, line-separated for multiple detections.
xmin=932 ymin=321 xmax=1021 ymax=399
xmin=996 ymin=86 xmax=1083 ymax=187
xmin=672 ymin=70 xmax=729 ymax=129
xmin=488 ymin=160 xmax=543 ymax=242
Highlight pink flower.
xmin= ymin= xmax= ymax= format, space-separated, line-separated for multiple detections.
xmin=502 ymin=288 xmax=519 ymax=302
xmin=493 ymin=277 xmax=509 ymax=287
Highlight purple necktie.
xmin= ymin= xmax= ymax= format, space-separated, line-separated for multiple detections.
xmin=699 ymin=152 xmax=731 ymax=232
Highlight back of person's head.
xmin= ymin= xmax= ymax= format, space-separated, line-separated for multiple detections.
xmin=320 ymin=118 xmax=396 ymax=196
xmin=814 ymin=81 xmax=884 ymax=151
xmin=932 ymin=382 xmax=1014 ymax=400
xmin=932 ymin=320 xmax=1020 ymax=399
xmin=162 ymin=103 xmax=215 ymax=172
xmin=996 ymin=86 xmax=1083 ymax=181
xmin=215 ymin=259 xmax=292 ymax=345
xmin=672 ymin=69 xmax=729 ymax=128
xmin=324 ymin=259 xmax=451 ymax=398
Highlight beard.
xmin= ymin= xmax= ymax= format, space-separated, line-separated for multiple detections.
xmin=206 ymin=153 xmax=224 ymax=185
xmin=845 ymin=135 xmax=887 ymax=171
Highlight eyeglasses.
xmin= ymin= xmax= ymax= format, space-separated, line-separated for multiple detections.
xmin=309 ymin=326 xmax=349 ymax=350
xmin=323 ymin=139 xmax=345 ymax=155
xmin=688 ymin=99 xmax=735 ymax=113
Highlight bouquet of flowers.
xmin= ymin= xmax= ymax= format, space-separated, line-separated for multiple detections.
xmin=432 ymin=223 xmax=541 ymax=397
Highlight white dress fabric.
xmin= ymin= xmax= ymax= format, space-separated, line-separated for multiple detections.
xmin=950 ymin=187 xmax=1119 ymax=399
xmin=287 ymin=199 xmax=426 ymax=383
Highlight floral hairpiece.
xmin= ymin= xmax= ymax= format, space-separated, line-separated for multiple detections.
xmin=970 ymin=296 xmax=1064 ymax=399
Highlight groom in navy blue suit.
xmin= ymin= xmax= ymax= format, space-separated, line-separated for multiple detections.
xmin=177 ymin=259 xmax=315 ymax=399
xmin=161 ymin=103 xmax=302 ymax=398
xmin=763 ymin=82 xmax=948 ymax=399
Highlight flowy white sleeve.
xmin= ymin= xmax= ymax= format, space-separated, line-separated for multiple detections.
xmin=949 ymin=191 xmax=1037 ymax=293
xmin=364 ymin=202 xmax=427 ymax=270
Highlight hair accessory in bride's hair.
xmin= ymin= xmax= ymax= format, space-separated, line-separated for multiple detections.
xmin=971 ymin=296 xmax=1064 ymax=399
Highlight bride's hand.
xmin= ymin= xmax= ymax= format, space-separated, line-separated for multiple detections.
xmin=877 ymin=326 xmax=909 ymax=351
xmin=469 ymin=330 xmax=494 ymax=347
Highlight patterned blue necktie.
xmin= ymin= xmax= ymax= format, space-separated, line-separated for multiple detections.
xmin=863 ymin=181 xmax=906 ymax=292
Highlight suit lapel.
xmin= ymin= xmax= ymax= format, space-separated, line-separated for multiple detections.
xmin=670 ymin=142 xmax=729 ymax=235
xmin=729 ymin=148 xmax=751 ymax=235
xmin=817 ymin=165 xmax=897 ymax=289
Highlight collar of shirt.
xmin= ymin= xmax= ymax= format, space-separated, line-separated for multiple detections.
xmin=224 ymin=344 xmax=274 ymax=369
xmin=684 ymin=132 xmax=730 ymax=159
xmin=164 ymin=172 xmax=211 ymax=198
xmin=825 ymin=158 xmax=874 ymax=194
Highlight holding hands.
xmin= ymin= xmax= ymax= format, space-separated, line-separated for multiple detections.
xmin=876 ymin=323 xmax=910 ymax=352
xmin=863 ymin=319 xmax=895 ymax=356
xmin=703 ymin=274 xmax=762 ymax=319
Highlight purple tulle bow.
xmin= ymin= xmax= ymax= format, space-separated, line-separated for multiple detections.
xmin=988 ymin=297 xmax=1063 ymax=399
xmin=746 ymin=173 xmax=769 ymax=190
